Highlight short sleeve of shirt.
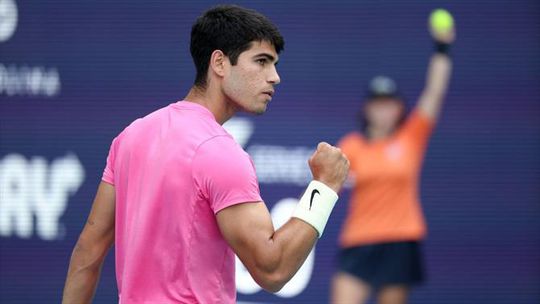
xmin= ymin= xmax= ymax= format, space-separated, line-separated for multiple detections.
xmin=399 ymin=110 xmax=435 ymax=149
xmin=338 ymin=132 xmax=362 ymax=165
xmin=192 ymin=135 xmax=262 ymax=214
xmin=102 ymin=136 xmax=119 ymax=185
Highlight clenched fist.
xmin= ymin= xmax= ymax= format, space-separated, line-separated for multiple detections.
xmin=308 ymin=142 xmax=350 ymax=193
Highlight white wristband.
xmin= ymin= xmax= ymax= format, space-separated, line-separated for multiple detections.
xmin=292 ymin=180 xmax=339 ymax=237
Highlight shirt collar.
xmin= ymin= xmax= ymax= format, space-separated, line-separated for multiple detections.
xmin=171 ymin=100 xmax=216 ymax=121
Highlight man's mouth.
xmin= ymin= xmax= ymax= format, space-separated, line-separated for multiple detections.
xmin=262 ymin=90 xmax=274 ymax=98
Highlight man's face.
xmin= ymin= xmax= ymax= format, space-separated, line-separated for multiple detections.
xmin=222 ymin=40 xmax=280 ymax=115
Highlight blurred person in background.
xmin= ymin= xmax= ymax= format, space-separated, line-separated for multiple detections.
xmin=331 ymin=14 xmax=455 ymax=304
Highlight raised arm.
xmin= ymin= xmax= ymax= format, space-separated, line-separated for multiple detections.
xmin=62 ymin=182 xmax=115 ymax=304
xmin=417 ymin=12 xmax=456 ymax=120
xmin=217 ymin=142 xmax=349 ymax=292
xmin=218 ymin=203 xmax=317 ymax=292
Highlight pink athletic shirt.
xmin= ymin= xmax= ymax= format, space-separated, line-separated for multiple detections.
xmin=102 ymin=101 xmax=262 ymax=303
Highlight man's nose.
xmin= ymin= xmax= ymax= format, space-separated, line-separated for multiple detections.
xmin=268 ymin=65 xmax=280 ymax=85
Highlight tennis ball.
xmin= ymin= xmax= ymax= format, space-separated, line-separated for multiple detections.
xmin=430 ymin=9 xmax=454 ymax=34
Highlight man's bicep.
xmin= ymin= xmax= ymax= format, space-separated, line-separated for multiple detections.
xmin=78 ymin=182 xmax=115 ymax=250
xmin=216 ymin=202 xmax=273 ymax=261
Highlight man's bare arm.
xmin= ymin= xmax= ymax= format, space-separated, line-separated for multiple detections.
xmin=218 ymin=202 xmax=317 ymax=292
xmin=62 ymin=182 xmax=115 ymax=304
xmin=218 ymin=142 xmax=349 ymax=292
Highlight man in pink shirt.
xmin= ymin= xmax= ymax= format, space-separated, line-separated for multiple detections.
xmin=62 ymin=5 xmax=349 ymax=304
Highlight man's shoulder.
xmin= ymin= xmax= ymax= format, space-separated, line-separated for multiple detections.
xmin=118 ymin=102 xmax=229 ymax=140
xmin=196 ymin=133 xmax=243 ymax=158
xmin=116 ymin=104 xmax=171 ymax=135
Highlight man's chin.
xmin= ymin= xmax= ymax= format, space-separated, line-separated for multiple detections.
xmin=245 ymin=104 xmax=268 ymax=115
xmin=253 ymin=107 xmax=267 ymax=115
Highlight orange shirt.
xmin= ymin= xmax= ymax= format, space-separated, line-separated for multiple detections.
xmin=338 ymin=110 xmax=434 ymax=248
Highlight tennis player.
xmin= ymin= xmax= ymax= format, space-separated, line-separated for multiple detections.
xmin=331 ymin=15 xmax=455 ymax=304
xmin=62 ymin=5 xmax=349 ymax=304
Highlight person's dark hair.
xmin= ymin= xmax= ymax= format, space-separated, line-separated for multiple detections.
xmin=190 ymin=5 xmax=284 ymax=88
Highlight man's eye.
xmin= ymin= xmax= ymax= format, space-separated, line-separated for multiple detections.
xmin=256 ymin=59 xmax=267 ymax=65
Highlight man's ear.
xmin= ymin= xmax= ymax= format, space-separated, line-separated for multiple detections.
xmin=209 ymin=50 xmax=227 ymax=78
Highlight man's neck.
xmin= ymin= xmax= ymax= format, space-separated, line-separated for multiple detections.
xmin=184 ymin=85 xmax=237 ymax=125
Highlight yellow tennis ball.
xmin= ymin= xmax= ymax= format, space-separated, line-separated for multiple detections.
xmin=430 ymin=9 xmax=454 ymax=34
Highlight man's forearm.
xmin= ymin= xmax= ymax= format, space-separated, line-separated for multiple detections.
xmin=247 ymin=218 xmax=318 ymax=292
xmin=62 ymin=244 xmax=106 ymax=303
xmin=246 ymin=180 xmax=338 ymax=292
xmin=270 ymin=218 xmax=318 ymax=281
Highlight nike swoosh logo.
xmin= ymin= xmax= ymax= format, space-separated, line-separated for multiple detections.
xmin=309 ymin=189 xmax=320 ymax=210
